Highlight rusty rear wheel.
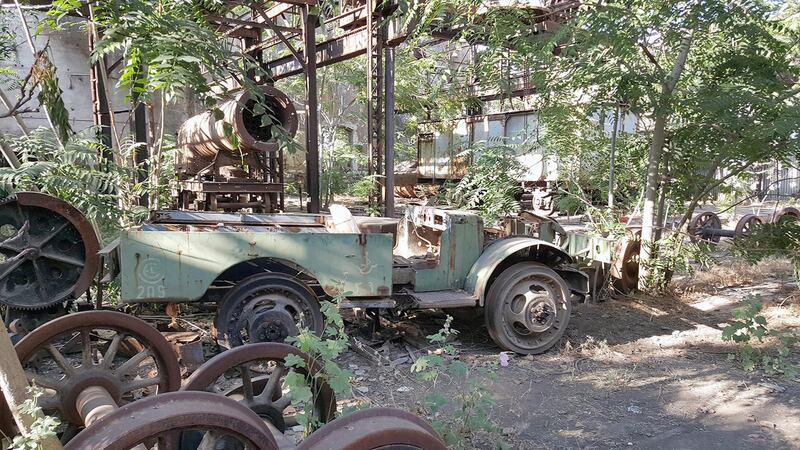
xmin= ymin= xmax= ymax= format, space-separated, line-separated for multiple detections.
xmin=215 ymin=273 xmax=324 ymax=348
xmin=485 ymin=262 xmax=571 ymax=355
xmin=183 ymin=342 xmax=336 ymax=435
xmin=63 ymin=391 xmax=278 ymax=450
xmin=1 ymin=311 xmax=180 ymax=441
xmin=296 ymin=408 xmax=446 ymax=450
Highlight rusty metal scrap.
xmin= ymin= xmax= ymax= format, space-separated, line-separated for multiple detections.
xmin=176 ymin=85 xmax=297 ymax=176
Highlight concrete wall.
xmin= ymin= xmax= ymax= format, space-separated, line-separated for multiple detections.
xmin=0 ymin=11 xmax=192 ymax=144
xmin=0 ymin=13 xmax=101 ymax=135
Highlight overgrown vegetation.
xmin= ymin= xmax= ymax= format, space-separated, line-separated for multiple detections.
xmin=0 ymin=128 xmax=175 ymax=240
xmin=732 ymin=220 xmax=800 ymax=281
xmin=722 ymin=295 xmax=799 ymax=379
xmin=3 ymin=386 xmax=61 ymax=450
xmin=283 ymin=294 xmax=355 ymax=432
xmin=411 ymin=316 xmax=506 ymax=448
xmin=447 ymin=144 xmax=523 ymax=226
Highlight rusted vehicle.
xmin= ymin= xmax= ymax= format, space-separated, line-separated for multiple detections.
xmin=107 ymin=203 xmax=587 ymax=354
xmin=0 ymin=190 xmax=588 ymax=355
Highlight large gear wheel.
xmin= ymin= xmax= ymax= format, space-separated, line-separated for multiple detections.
xmin=0 ymin=192 xmax=100 ymax=310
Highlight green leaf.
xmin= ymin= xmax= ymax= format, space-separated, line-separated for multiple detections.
xmin=284 ymin=354 xmax=307 ymax=369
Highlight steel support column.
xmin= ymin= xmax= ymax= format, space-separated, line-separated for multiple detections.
xmin=384 ymin=47 xmax=395 ymax=217
xmin=366 ymin=0 xmax=384 ymax=211
xmin=302 ymin=5 xmax=320 ymax=213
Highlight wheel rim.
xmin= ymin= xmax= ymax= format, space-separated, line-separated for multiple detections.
xmin=296 ymin=408 xmax=446 ymax=450
xmin=0 ymin=192 xmax=100 ymax=310
xmin=63 ymin=391 xmax=278 ymax=450
xmin=183 ymin=343 xmax=336 ymax=434
xmin=217 ymin=275 xmax=323 ymax=348
xmin=8 ymin=311 xmax=180 ymax=437
xmin=504 ymin=278 xmax=560 ymax=335
xmin=490 ymin=265 xmax=570 ymax=353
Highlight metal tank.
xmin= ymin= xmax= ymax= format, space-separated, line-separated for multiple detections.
xmin=175 ymin=85 xmax=298 ymax=177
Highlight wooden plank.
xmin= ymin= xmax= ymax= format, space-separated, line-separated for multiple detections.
xmin=0 ymin=329 xmax=62 ymax=449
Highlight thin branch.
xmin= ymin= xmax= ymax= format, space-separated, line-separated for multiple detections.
xmin=12 ymin=0 xmax=65 ymax=149
xmin=638 ymin=43 xmax=663 ymax=74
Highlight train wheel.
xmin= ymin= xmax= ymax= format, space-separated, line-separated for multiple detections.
xmin=297 ymin=408 xmax=446 ymax=450
xmin=1 ymin=311 xmax=180 ymax=442
xmin=688 ymin=212 xmax=722 ymax=245
xmin=183 ymin=342 xmax=336 ymax=435
xmin=774 ymin=207 xmax=800 ymax=224
xmin=63 ymin=391 xmax=278 ymax=450
xmin=0 ymin=192 xmax=100 ymax=311
xmin=734 ymin=214 xmax=763 ymax=237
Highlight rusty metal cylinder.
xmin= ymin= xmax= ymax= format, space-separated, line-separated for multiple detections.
xmin=176 ymin=85 xmax=297 ymax=176
xmin=76 ymin=386 xmax=118 ymax=427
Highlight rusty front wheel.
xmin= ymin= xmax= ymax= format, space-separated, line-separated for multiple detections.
xmin=485 ymin=262 xmax=571 ymax=355
xmin=183 ymin=342 xmax=336 ymax=434
xmin=63 ymin=391 xmax=278 ymax=450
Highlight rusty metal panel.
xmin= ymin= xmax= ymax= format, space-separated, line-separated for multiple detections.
xmin=118 ymin=229 xmax=393 ymax=302
xmin=417 ymin=133 xmax=435 ymax=179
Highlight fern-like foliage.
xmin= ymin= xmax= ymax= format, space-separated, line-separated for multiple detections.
xmin=447 ymin=143 xmax=524 ymax=226
xmin=0 ymin=128 xmax=150 ymax=240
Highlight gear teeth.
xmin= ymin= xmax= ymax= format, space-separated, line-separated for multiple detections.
xmin=0 ymin=193 xmax=18 ymax=207
xmin=0 ymin=192 xmax=96 ymax=311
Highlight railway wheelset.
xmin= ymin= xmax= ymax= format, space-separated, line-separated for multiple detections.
xmin=1 ymin=310 xmax=447 ymax=449
xmin=686 ymin=207 xmax=799 ymax=245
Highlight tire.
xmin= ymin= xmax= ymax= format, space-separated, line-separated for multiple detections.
xmin=485 ymin=262 xmax=572 ymax=354
xmin=215 ymin=273 xmax=324 ymax=348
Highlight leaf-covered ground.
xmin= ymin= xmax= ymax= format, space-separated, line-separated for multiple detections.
xmin=336 ymin=258 xmax=800 ymax=449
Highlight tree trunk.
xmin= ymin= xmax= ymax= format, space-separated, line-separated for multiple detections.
xmin=638 ymin=32 xmax=694 ymax=290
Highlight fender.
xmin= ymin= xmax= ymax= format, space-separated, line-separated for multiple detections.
xmin=464 ymin=236 xmax=574 ymax=306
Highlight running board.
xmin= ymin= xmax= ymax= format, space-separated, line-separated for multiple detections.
xmin=409 ymin=290 xmax=479 ymax=309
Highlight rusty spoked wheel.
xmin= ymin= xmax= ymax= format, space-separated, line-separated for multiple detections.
xmin=0 ymin=192 xmax=100 ymax=310
xmin=297 ymin=408 xmax=447 ymax=450
xmin=183 ymin=343 xmax=336 ymax=436
xmin=5 ymin=311 xmax=180 ymax=441
xmin=485 ymin=262 xmax=571 ymax=355
xmin=774 ymin=206 xmax=800 ymax=224
xmin=611 ymin=230 xmax=641 ymax=294
xmin=63 ymin=391 xmax=278 ymax=450
xmin=735 ymin=214 xmax=764 ymax=237
xmin=688 ymin=211 xmax=722 ymax=244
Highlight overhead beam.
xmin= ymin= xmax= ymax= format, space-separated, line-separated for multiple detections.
xmin=263 ymin=19 xmax=411 ymax=80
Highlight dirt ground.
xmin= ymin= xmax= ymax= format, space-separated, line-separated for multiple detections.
xmin=329 ymin=257 xmax=800 ymax=450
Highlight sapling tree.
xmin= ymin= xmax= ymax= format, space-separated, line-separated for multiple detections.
xmin=413 ymin=0 xmax=800 ymax=289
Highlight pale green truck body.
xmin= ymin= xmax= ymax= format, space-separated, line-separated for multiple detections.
xmin=116 ymin=206 xmax=590 ymax=307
